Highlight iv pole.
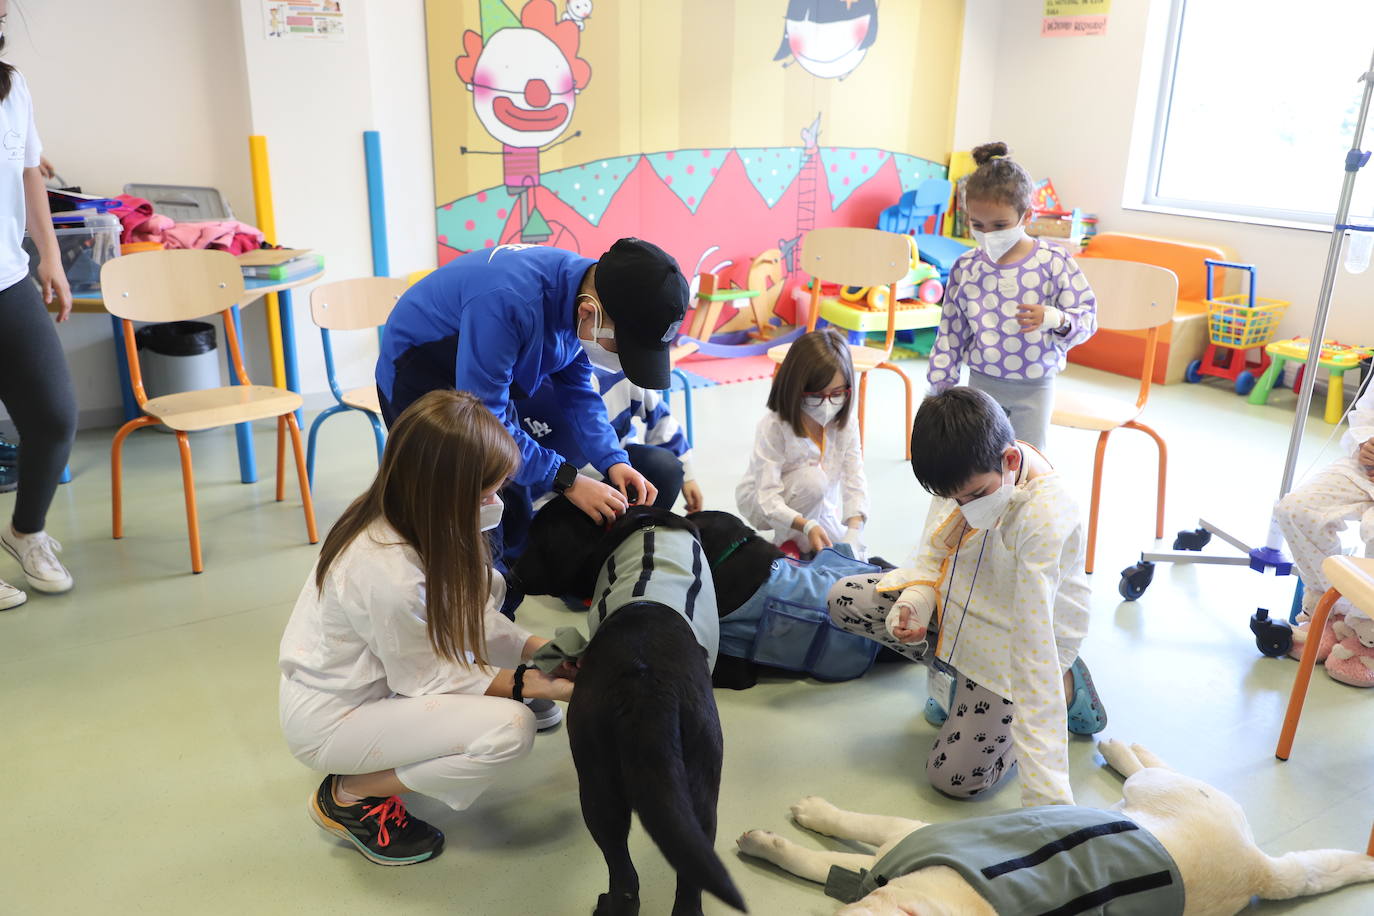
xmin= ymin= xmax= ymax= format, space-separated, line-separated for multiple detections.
xmin=1119 ymin=48 xmax=1374 ymax=640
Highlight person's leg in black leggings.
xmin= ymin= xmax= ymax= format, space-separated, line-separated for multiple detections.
xmin=0 ymin=278 xmax=77 ymax=592
xmin=623 ymin=443 xmax=684 ymax=510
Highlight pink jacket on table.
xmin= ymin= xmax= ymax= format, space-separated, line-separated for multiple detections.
xmin=107 ymin=195 xmax=264 ymax=255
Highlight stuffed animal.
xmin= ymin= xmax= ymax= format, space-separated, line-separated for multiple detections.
xmin=1325 ymin=614 xmax=1374 ymax=687
xmin=1289 ymin=609 xmax=1344 ymax=663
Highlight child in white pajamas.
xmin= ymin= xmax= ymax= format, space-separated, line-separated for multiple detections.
xmin=737 ymin=328 xmax=870 ymax=557
xmin=828 ymin=388 xmax=1105 ymax=806
xmin=1276 ymin=379 xmax=1374 ymax=670
xmin=279 ymin=391 xmax=576 ymax=866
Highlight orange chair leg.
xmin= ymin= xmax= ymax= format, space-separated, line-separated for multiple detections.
xmin=285 ymin=412 xmax=320 ymax=544
xmin=1367 ymin=818 xmax=1374 ymax=857
xmin=857 ymin=370 xmax=869 ymax=452
xmin=1276 ymin=587 xmax=1341 ymax=760
xmin=110 ymin=416 xmax=158 ymax=539
xmin=876 ymin=361 xmax=914 ymax=461
xmin=276 ymin=416 xmax=287 ymax=502
xmin=1085 ymin=430 xmax=1111 ymax=575
xmin=1129 ymin=420 xmax=1168 ymax=539
xmin=174 ymin=431 xmax=204 ymax=574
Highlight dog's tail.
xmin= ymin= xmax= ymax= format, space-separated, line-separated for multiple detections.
xmin=618 ymin=683 xmax=747 ymax=912
xmin=1256 ymin=848 xmax=1374 ymax=899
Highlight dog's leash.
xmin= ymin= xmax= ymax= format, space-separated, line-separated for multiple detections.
xmin=936 ymin=520 xmax=989 ymax=675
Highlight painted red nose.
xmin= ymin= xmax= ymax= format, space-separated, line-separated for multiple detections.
xmin=524 ymin=78 xmax=551 ymax=108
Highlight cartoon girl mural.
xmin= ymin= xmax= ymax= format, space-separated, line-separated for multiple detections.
xmin=455 ymin=0 xmax=592 ymax=245
xmin=773 ymin=0 xmax=878 ymax=81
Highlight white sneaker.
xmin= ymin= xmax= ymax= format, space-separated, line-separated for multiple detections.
xmin=1 ymin=528 xmax=73 ymax=594
xmin=0 ymin=578 xmax=26 ymax=610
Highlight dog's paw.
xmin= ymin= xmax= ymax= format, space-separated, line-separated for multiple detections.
xmin=737 ymin=829 xmax=788 ymax=859
xmin=791 ymin=795 xmax=839 ymax=831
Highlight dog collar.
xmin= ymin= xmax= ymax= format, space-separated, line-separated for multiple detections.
xmin=713 ymin=535 xmax=751 ymax=567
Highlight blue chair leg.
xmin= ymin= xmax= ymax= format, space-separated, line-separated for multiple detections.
xmin=670 ymin=368 xmax=694 ymax=447
xmin=1289 ymin=577 xmax=1305 ymax=625
xmin=306 ymin=403 xmax=350 ymax=488
xmin=367 ymin=410 xmax=386 ymax=464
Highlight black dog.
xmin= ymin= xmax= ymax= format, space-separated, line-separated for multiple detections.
xmin=514 ymin=499 xmax=746 ymax=916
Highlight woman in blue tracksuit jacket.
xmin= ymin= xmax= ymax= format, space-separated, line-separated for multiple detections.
xmin=376 ymin=239 xmax=688 ymax=610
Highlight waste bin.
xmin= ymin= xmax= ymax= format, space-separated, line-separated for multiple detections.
xmin=135 ymin=321 xmax=220 ymax=433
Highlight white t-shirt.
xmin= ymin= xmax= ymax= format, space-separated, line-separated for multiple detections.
xmin=0 ymin=69 xmax=41 ymax=290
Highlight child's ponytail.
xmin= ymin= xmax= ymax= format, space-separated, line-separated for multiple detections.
xmin=966 ymin=141 xmax=1035 ymax=215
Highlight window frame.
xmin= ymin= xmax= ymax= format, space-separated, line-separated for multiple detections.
xmin=1138 ymin=0 xmax=1351 ymax=229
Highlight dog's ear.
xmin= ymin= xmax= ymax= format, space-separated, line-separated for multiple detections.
xmin=519 ymin=497 xmax=604 ymax=597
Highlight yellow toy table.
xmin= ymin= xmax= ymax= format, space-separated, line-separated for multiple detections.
xmin=1248 ymin=337 xmax=1373 ymax=423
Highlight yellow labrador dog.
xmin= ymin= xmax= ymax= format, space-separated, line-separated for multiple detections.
xmin=737 ymin=740 xmax=1374 ymax=915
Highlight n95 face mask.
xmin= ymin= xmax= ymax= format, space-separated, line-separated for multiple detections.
xmin=971 ymin=225 xmax=1026 ymax=262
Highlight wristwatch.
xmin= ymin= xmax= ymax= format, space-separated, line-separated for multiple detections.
xmin=552 ymin=461 xmax=579 ymax=495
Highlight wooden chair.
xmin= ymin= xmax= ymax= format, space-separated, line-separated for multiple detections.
xmin=766 ymin=227 xmax=914 ymax=458
xmin=102 ymin=249 xmax=318 ymax=574
xmin=1276 ymin=555 xmax=1374 ymax=857
xmin=305 ymin=277 xmax=408 ymax=485
xmin=1050 ymin=258 xmax=1178 ymax=575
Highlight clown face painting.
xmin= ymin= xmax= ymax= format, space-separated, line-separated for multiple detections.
xmin=456 ymin=0 xmax=591 ymax=152
xmin=773 ymin=0 xmax=878 ymax=81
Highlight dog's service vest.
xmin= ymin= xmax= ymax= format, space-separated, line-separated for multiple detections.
xmin=590 ymin=526 xmax=719 ymax=671
xmin=719 ymin=546 xmax=881 ymax=681
xmin=825 ymin=806 xmax=1185 ymax=915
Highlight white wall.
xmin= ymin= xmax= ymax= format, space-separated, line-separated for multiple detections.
xmin=3 ymin=0 xmax=254 ymax=428
xmin=958 ymin=0 xmax=1374 ymax=345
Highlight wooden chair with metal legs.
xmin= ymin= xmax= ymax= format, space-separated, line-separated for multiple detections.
xmin=1050 ymin=258 xmax=1178 ymax=575
xmin=1275 ymin=555 xmax=1374 ymax=856
xmin=102 ymin=249 xmax=319 ymax=574
xmin=305 ymin=277 xmax=408 ymax=485
xmin=766 ymin=228 xmax=914 ymax=458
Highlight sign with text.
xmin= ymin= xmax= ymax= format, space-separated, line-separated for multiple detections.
xmin=1044 ymin=0 xmax=1111 ymax=14
xmin=1042 ymin=15 xmax=1108 ymax=37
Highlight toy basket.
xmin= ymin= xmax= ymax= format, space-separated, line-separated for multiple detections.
xmin=1206 ymin=295 xmax=1289 ymax=349
xmin=1204 ymin=259 xmax=1289 ymax=350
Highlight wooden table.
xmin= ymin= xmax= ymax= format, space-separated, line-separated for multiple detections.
xmin=62 ymin=267 xmax=325 ymax=483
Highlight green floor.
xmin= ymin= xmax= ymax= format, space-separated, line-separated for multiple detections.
xmin=5 ymin=364 xmax=1374 ymax=915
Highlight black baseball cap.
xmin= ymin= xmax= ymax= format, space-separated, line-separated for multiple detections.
xmin=594 ymin=238 xmax=688 ymax=390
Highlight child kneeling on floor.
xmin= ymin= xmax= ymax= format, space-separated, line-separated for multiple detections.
xmin=827 ymin=387 xmax=1105 ymax=806
xmin=278 ymin=390 xmax=575 ymax=866
xmin=736 ymin=328 xmax=869 ymax=558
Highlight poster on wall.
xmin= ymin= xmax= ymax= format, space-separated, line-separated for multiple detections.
xmin=424 ymin=0 xmax=959 ymax=325
xmin=264 ymin=1 xmax=346 ymax=41
xmin=1042 ymin=0 xmax=1109 ymax=37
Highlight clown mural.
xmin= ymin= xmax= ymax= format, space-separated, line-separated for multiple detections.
xmin=456 ymin=0 xmax=592 ymax=245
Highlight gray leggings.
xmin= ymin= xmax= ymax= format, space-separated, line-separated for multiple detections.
xmin=828 ymin=573 xmax=1016 ymax=799
xmin=968 ymin=369 xmax=1054 ymax=451
xmin=0 ymin=278 xmax=76 ymax=533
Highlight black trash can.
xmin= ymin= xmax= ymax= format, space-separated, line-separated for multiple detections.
xmin=135 ymin=321 xmax=220 ymax=432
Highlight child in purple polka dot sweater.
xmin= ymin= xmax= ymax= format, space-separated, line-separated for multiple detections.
xmin=927 ymin=142 xmax=1097 ymax=448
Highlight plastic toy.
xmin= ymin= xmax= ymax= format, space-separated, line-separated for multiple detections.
xmin=876 ymin=179 xmax=971 ymax=283
xmin=1247 ymin=337 xmax=1373 ymax=423
xmin=1183 ymin=259 xmax=1289 ymax=396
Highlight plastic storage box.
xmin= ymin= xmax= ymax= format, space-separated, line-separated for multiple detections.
xmin=24 ymin=210 xmax=121 ymax=296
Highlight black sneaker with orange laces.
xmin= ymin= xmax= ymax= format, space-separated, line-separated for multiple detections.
xmin=307 ymin=775 xmax=444 ymax=865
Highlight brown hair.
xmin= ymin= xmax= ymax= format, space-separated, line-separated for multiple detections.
xmin=315 ymin=390 xmax=520 ymax=666
xmin=767 ymin=328 xmax=854 ymax=437
xmin=964 ymin=141 xmax=1035 ymax=215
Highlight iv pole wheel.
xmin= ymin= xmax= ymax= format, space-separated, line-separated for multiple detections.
xmin=1118 ymin=561 xmax=1155 ymax=601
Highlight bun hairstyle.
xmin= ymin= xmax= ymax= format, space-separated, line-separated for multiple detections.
xmin=965 ymin=141 xmax=1035 ymax=215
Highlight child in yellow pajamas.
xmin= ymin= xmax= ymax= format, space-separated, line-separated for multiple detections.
xmin=827 ymin=388 xmax=1105 ymax=806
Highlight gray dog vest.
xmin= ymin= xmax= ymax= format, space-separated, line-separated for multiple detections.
xmin=825 ymin=806 xmax=1185 ymax=914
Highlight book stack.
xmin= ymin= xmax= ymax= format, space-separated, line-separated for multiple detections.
xmin=239 ymin=248 xmax=323 ymax=282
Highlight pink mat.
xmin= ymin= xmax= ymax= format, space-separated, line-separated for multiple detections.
xmin=676 ymin=354 xmax=777 ymax=385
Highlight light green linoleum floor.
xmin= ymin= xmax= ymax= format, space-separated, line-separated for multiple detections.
xmin=4 ymin=364 xmax=1374 ymax=915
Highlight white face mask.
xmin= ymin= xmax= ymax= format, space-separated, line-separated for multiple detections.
xmin=578 ymin=296 xmax=622 ymax=373
xmin=957 ymin=462 xmax=1017 ymax=529
xmin=802 ymin=399 xmax=842 ymax=428
xmin=971 ymin=225 xmax=1027 ymax=262
xmin=479 ymin=494 xmax=504 ymax=532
